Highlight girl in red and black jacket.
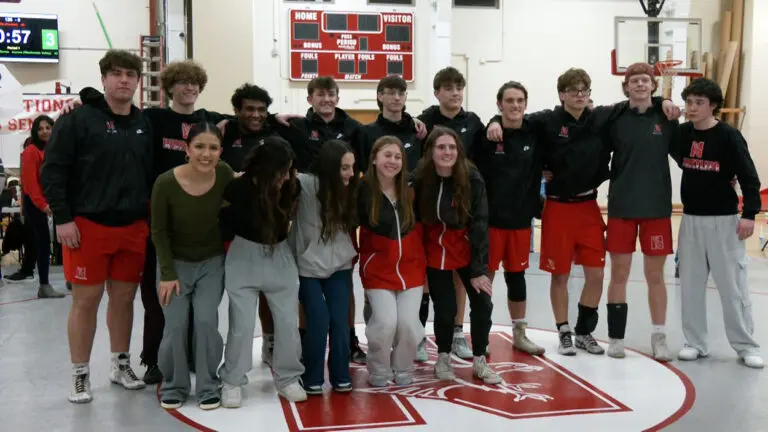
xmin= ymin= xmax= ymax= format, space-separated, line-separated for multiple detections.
xmin=414 ymin=125 xmax=500 ymax=384
xmin=13 ymin=115 xmax=64 ymax=298
xmin=357 ymin=135 xmax=426 ymax=388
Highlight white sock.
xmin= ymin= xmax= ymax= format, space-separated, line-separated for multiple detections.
xmin=73 ymin=363 xmax=89 ymax=376
xmin=111 ymin=352 xmax=129 ymax=363
xmin=652 ymin=325 xmax=666 ymax=334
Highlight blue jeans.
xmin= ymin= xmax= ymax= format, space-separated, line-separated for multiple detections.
xmin=298 ymin=269 xmax=352 ymax=387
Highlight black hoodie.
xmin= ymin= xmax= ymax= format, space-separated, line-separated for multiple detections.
xmin=357 ymin=112 xmax=422 ymax=173
xmin=417 ymin=105 xmax=485 ymax=157
xmin=472 ymin=119 xmax=543 ymax=229
xmin=274 ymin=107 xmax=361 ymax=173
xmin=220 ymin=118 xmax=281 ymax=172
xmin=41 ymin=97 xmax=154 ymax=227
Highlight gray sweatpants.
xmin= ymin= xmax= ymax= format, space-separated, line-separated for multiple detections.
xmin=365 ymin=287 xmax=424 ymax=381
xmin=158 ymin=255 xmax=225 ymax=402
xmin=219 ymin=236 xmax=304 ymax=390
xmin=679 ymin=214 xmax=760 ymax=356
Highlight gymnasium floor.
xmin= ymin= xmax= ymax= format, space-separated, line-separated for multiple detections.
xmin=1 ymin=215 xmax=767 ymax=431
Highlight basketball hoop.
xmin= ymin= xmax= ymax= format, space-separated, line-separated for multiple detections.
xmin=654 ymin=59 xmax=683 ymax=78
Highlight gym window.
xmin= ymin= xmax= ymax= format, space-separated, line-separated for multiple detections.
xmin=454 ymin=0 xmax=499 ymax=7
xmin=368 ymin=0 xmax=414 ymax=5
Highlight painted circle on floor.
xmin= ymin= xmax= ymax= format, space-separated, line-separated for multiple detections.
xmin=164 ymin=324 xmax=694 ymax=432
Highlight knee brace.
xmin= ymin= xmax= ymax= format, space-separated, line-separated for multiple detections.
xmin=504 ymin=271 xmax=526 ymax=302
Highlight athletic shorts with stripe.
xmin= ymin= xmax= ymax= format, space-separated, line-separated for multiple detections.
xmin=539 ymin=199 xmax=606 ymax=275
xmin=489 ymin=227 xmax=532 ymax=273
xmin=606 ymin=217 xmax=673 ymax=256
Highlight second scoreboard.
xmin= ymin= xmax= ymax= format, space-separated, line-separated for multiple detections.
xmin=289 ymin=9 xmax=414 ymax=82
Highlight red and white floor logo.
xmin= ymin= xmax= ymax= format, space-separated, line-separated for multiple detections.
xmin=167 ymin=325 xmax=694 ymax=432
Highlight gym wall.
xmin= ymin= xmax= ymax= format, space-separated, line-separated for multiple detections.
xmin=1 ymin=0 xmax=149 ymax=94
xmin=741 ymin=1 xmax=768 ymax=194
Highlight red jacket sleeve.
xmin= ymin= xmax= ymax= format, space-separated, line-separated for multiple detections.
xmin=21 ymin=146 xmax=49 ymax=211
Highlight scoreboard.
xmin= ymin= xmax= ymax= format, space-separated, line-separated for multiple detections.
xmin=289 ymin=9 xmax=414 ymax=82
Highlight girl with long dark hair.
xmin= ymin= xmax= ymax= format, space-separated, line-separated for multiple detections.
xmin=289 ymin=139 xmax=359 ymax=394
xmin=414 ymin=126 xmax=500 ymax=384
xmin=218 ymin=136 xmax=307 ymax=407
xmin=151 ymin=122 xmax=233 ymax=410
xmin=358 ymin=135 xmax=426 ymax=387
xmin=9 ymin=115 xmax=64 ymax=297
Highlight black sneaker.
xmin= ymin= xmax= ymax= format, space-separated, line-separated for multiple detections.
xmin=334 ymin=382 xmax=353 ymax=393
xmin=199 ymin=397 xmax=221 ymax=410
xmin=4 ymin=270 xmax=34 ymax=283
xmin=161 ymin=398 xmax=183 ymax=409
xmin=350 ymin=336 xmax=367 ymax=364
xmin=142 ymin=363 xmax=162 ymax=385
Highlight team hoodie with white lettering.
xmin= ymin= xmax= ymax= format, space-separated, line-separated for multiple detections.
xmin=288 ymin=173 xmax=358 ymax=279
xmin=356 ymin=178 xmax=426 ymax=291
xmin=670 ymin=121 xmax=761 ymax=220
xmin=414 ymin=169 xmax=490 ymax=278
xmin=357 ymin=112 xmax=423 ymax=173
xmin=41 ymin=96 xmax=154 ymax=227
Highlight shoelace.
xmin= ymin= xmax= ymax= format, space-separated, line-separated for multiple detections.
xmin=74 ymin=374 xmax=88 ymax=394
xmin=582 ymin=334 xmax=600 ymax=348
xmin=560 ymin=332 xmax=574 ymax=348
xmin=121 ymin=365 xmax=140 ymax=381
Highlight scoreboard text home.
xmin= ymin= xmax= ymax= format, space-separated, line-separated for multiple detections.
xmin=289 ymin=9 xmax=414 ymax=82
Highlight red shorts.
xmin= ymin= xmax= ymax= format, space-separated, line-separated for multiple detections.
xmin=489 ymin=227 xmax=532 ymax=272
xmin=539 ymin=200 xmax=606 ymax=274
xmin=63 ymin=217 xmax=149 ymax=286
xmin=606 ymin=217 xmax=673 ymax=256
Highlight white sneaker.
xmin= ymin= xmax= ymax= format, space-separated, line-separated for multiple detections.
xmin=651 ymin=333 xmax=672 ymax=362
xmin=279 ymin=381 xmax=308 ymax=402
xmin=109 ymin=353 xmax=145 ymax=390
xmin=472 ymin=356 xmax=502 ymax=384
xmin=607 ymin=339 xmax=626 ymax=359
xmin=68 ymin=372 xmax=93 ymax=404
xmin=434 ymin=353 xmax=455 ymax=380
xmin=415 ymin=339 xmax=428 ymax=362
xmin=221 ymin=384 xmax=242 ymax=408
xmin=742 ymin=354 xmax=765 ymax=369
xmin=451 ymin=331 xmax=473 ymax=359
xmin=677 ymin=346 xmax=704 ymax=361
xmin=557 ymin=326 xmax=576 ymax=356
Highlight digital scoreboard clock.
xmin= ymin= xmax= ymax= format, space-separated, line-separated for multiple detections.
xmin=0 ymin=12 xmax=59 ymax=63
xmin=289 ymin=9 xmax=414 ymax=82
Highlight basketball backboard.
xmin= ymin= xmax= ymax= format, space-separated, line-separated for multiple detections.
xmin=612 ymin=16 xmax=703 ymax=77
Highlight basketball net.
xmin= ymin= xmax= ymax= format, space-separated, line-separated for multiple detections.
xmin=655 ymin=60 xmax=683 ymax=100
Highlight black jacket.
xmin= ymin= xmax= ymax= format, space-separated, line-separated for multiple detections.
xmin=417 ymin=105 xmax=485 ymax=157
xmin=415 ymin=168 xmax=490 ymax=278
xmin=221 ymin=119 xmax=281 ymax=172
xmin=274 ymin=108 xmax=361 ymax=173
xmin=357 ymin=112 xmax=422 ymax=174
xmin=472 ymin=119 xmax=543 ymax=229
xmin=41 ymin=97 xmax=154 ymax=226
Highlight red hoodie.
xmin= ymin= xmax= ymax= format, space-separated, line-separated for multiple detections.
xmin=21 ymin=143 xmax=48 ymax=211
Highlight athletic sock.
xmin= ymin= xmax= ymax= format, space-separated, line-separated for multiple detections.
xmin=606 ymin=303 xmax=628 ymax=340
xmin=574 ymin=304 xmax=598 ymax=335
xmin=652 ymin=324 xmax=666 ymax=334
xmin=556 ymin=322 xmax=570 ymax=333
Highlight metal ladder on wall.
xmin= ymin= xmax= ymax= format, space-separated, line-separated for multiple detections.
xmin=139 ymin=35 xmax=165 ymax=109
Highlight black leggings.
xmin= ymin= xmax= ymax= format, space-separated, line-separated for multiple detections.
xmin=22 ymin=195 xmax=50 ymax=284
xmin=426 ymin=267 xmax=493 ymax=356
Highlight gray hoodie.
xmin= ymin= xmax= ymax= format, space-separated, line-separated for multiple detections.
xmin=289 ymin=173 xmax=358 ymax=278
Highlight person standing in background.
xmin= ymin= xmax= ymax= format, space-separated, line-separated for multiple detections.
xmin=8 ymin=116 xmax=65 ymax=298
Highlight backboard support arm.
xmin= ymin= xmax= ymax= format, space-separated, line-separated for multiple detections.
xmin=639 ymin=1 xmax=666 ymax=65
